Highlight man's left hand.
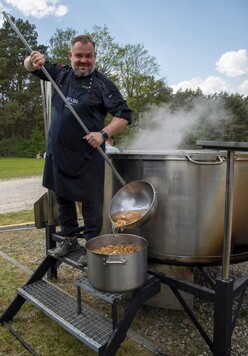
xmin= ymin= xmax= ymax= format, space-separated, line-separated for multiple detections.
xmin=83 ymin=132 xmax=104 ymax=148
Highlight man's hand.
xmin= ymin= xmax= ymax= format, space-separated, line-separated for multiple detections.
xmin=30 ymin=51 xmax=46 ymax=70
xmin=84 ymin=132 xmax=104 ymax=148
xmin=24 ymin=51 xmax=46 ymax=72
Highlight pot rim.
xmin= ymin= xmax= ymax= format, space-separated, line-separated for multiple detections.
xmin=85 ymin=233 xmax=148 ymax=256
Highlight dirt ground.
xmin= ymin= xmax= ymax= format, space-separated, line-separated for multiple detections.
xmin=0 ymin=176 xmax=46 ymax=213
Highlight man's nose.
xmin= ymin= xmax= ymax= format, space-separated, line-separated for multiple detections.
xmin=80 ymin=57 xmax=87 ymax=63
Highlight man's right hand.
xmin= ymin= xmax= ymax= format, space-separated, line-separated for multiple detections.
xmin=30 ymin=51 xmax=46 ymax=70
xmin=24 ymin=51 xmax=45 ymax=71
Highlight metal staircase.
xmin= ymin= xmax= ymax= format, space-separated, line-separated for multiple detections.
xmin=0 ymin=231 xmax=161 ymax=355
xmin=18 ymin=279 xmax=114 ymax=353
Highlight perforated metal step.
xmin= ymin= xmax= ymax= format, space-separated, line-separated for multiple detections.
xmin=47 ymin=245 xmax=86 ymax=269
xmin=18 ymin=280 xmax=112 ymax=353
xmin=75 ymin=277 xmax=124 ymax=304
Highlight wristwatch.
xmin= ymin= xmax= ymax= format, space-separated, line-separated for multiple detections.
xmin=100 ymin=130 xmax=109 ymax=140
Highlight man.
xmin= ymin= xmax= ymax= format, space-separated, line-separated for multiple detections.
xmin=24 ymin=35 xmax=132 ymax=262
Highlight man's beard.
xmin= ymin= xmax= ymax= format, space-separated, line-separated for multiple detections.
xmin=73 ymin=64 xmax=95 ymax=77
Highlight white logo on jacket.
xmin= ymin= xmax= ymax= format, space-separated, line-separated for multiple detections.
xmin=66 ymin=96 xmax=78 ymax=106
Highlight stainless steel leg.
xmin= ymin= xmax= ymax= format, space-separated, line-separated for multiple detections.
xmin=221 ymin=150 xmax=235 ymax=280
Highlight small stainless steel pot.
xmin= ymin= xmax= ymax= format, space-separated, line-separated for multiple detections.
xmin=85 ymin=234 xmax=148 ymax=292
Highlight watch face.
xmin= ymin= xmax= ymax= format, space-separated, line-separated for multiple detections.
xmin=101 ymin=130 xmax=108 ymax=139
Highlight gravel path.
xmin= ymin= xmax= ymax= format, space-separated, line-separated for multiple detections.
xmin=0 ymin=176 xmax=47 ymax=213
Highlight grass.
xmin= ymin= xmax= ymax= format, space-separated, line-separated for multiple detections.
xmin=0 ymin=158 xmax=44 ymax=226
xmin=0 ymin=210 xmax=35 ymax=226
xmin=0 ymin=258 xmax=96 ymax=356
xmin=0 ymin=230 xmax=155 ymax=356
xmin=0 ymin=158 xmax=44 ymax=180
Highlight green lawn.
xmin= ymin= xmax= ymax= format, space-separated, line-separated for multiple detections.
xmin=0 ymin=210 xmax=35 ymax=226
xmin=0 ymin=158 xmax=44 ymax=225
xmin=0 ymin=158 xmax=44 ymax=179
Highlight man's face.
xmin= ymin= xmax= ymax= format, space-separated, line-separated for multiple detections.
xmin=68 ymin=41 xmax=96 ymax=77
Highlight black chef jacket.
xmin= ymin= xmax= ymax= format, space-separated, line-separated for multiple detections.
xmin=32 ymin=62 xmax=132 ymax=202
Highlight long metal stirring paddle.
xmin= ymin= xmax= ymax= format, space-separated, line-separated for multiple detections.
xmin=2 ymin=11 xmax=126 ymax=186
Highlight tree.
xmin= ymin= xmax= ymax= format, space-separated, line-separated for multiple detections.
xmin=87 ymin=25 xmax=120 ymax=76
xmin=0 ymin=16 xmax=48 ymax=143
xmin=49 ymin=27 xmax=78 ymax=63
xmin=110 ymin=43 xmax=171 ymax=130
xmin=171 ymin=91 xmax=248 ymax=146
xmin=3 ymin=20 xmax=247 ymax=156
xmin=223 ymin=93 xmax=248 ymax=141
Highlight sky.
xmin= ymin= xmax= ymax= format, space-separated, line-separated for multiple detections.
xmin=0 ymin=0 xmax=248 ymax=96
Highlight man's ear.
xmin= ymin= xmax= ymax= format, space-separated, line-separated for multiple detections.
xmin=68 ymin=50 xmax=72 ymax=59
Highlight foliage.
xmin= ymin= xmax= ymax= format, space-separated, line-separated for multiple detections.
xmin=224 ymin=93 xmax=248 ymax=141
xmin=87 ymin=25 xmax=120 ymax=76
xmin=20 ymin=128 xmax=46 ymax=157
xmin=0 ymin=135 xmax=23 ymax=156
xmin=49 ymin=27 xmax=78 ymax=63
xmin=112 ymin=43 xmax=172 ymax=127
xmin=0 ymin=129 xmax=46 ymax=157
xmin=0 ymin=16 xmax=48 ymax=143
xmin=0 ymin=17 xmax=247 ymax=157
xmin=153 ymin=89 xmax=247 ymax=146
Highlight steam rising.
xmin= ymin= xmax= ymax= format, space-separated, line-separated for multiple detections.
xmin=127 ymin=97 xmax=230 ymax=150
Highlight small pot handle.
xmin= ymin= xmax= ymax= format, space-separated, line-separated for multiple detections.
xmin=186 ymin=155 xmax=224 ymax=165
xmin=103 ymin=257 xmax=128 ymax=265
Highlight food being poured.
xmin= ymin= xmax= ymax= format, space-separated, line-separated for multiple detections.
xmin=111 ymin=209 xmax=148 ymax=228
xmin=93 ymin=244 xmax=140 ymax=255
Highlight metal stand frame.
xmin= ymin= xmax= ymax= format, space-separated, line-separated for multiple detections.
xmin=149 ymin=266 xmax=248 ymax=355
xmin=45 ymin=223 xmax=58 ymax=280
xmin=1 ymin=141 xmax=248 ymax=355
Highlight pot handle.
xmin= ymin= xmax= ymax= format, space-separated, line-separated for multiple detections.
xmin=103 ymin=257 xmax=128 ymax=265
xmin=186 ymin=155 xmax=224 ymax=165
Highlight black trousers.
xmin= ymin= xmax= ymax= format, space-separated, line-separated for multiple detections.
xmin=56 ymin=194 xmax=103 ymax=240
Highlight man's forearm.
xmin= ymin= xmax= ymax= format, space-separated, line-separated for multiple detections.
xmin=103 ymin=117 xmax=129 ymax=137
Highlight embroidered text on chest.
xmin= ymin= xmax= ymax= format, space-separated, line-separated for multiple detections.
xmin=66 ymin=96 xmax=78 ymax=105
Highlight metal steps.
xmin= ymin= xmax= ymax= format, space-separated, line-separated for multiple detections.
xmin=1 ymin=226 xmax=161 ymax=355
xmin=75 ymin=277 xmax=125 ymax=329
xmin=47 ymin=233 xmax=89 ymax=269
xmin=75 ymin=277 xmax=124 ymax=304
xmin=47 ymin=246 xmax=86 ymax=269
xmin=18 ymin=279 xmax=112 ymax=353
xmin=1 ymin=253 xmax=161 ymax=355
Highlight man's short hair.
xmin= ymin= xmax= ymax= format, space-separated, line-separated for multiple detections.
xmin=71 ymin=35 xmax=95 ymax=49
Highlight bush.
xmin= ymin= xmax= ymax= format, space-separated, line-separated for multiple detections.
xmin=20 ymin=129 xmax=46 ymax=158
xmin=0 ymin=129 xmax=46 ymax=158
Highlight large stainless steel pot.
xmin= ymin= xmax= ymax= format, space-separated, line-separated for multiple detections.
xmin=85 ymin=234 xmax=148 ymax=292
xmin=102 ymin=150 xmax=248 ymax=265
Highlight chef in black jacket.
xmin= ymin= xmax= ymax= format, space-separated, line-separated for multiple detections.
xmin=24 ymin=35 xmax=132 ymax=262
